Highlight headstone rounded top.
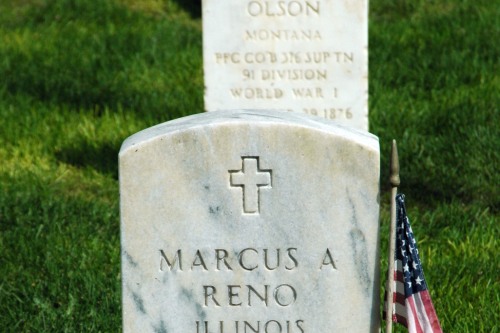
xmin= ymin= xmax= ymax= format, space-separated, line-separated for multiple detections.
xmin=120 ymin=109 xmax=377 ymax=155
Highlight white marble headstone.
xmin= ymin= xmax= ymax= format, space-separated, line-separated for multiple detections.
xmin=203 ymin=0 xmax=369 ymax=131
xmin=120 ymin=110 xmax=380 ymax=332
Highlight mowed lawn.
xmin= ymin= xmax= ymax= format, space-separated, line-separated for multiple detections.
xmin=0 ymin=0 xmax=498 ymax=332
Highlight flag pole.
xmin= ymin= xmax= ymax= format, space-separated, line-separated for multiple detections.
xmin=386 ymin=140 xmax=400 ymax=333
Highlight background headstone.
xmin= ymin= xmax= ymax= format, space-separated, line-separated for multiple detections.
xmin=120 ymin=110 xmax=380 ymax=332
xmin=203 ymin=0 xmax=369 ymax=131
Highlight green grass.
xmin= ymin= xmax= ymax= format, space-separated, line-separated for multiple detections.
xmin=0 ymin=0 xmax=498 ymax=331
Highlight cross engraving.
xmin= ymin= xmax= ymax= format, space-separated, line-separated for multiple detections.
xmin=229 ymin=157 xmax=272 ymax=214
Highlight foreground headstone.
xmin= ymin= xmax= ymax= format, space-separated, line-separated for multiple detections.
xmin=203 ymin=0 xmax=369 ymax=131
xmin=120 ymin=110 xmax=380 ymax=332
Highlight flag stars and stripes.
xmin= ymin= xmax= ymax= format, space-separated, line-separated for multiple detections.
xmin=385 ymin=194 xmax=443 ymax=332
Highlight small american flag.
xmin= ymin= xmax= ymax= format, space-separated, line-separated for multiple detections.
xmin=388 ymin=194 xmax=442 ymax=332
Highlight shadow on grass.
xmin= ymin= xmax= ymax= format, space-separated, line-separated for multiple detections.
xmin=172 ymin=0 xmax=201 ymax=18
xmin=55 ymin=141 xmax=119 ymax=179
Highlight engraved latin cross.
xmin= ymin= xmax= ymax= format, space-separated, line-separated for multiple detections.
xmin=229 ymin=157 xmax=272 ymax=214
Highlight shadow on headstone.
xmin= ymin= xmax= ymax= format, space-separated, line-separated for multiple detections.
xmin=172 ymin=0 xmax=201 ymax=18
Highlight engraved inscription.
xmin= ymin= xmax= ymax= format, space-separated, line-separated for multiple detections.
xmin=204 ymin=0 xmax=369 ymax=129
xmin=203 ymin=284 xmax=297 ymax=307
xmin=159 ymin=248 xmax=299 ymax=272
xmin=158 ymin=247 xmax=338 ymax=331
xmin=215 ymin=51 xmax=353 ymax=65
xmin=196 ymin=319 xmax=305 ymax=333
xmin=247 ymin=1 xmax=320 ymax=17
xmin=229 ymin=157 xmax=272 ymax=214
xmin=245 ymin=29 xmax=322 ymax=41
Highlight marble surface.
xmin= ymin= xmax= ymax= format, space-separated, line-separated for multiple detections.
xmin=203 ymin=0 xmax=369 ymax=131
xmin=120 ymin=110 xmax=380 ymax=332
